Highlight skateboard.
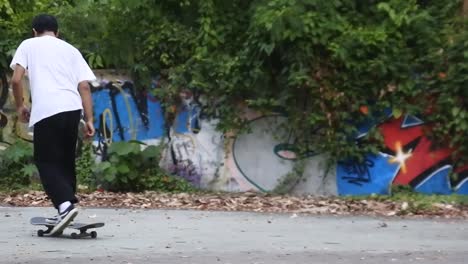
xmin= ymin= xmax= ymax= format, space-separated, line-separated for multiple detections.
xmin=30 ymin=217 xmax=104 ymax=239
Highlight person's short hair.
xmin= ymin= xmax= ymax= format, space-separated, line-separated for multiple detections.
xmin=32 ymin=14 xmax=58 ymax=34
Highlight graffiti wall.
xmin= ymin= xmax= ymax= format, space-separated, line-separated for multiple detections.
xmin=1 ymin=70 xmax=466 ymax=195
xmin=0 ymin=74 xmax=33 ymax=152
xmin=215 ymin=114 xmax=337 ymax=195
xmin=337 ymin=113 xmax=468 ymax=195
xmin=161 ymin=90 xmax=225 ymax=188
xmin=90 ymin=70 xmax=166 ymax=157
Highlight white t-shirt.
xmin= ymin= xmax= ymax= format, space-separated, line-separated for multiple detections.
xmin=10 ymin=35 xmax=96 ymax=127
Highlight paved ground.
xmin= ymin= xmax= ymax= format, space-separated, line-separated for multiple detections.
xmin=0 ymin=206 xmax=467 ymax=264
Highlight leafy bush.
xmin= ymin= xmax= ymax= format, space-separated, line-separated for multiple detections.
xmin=0 ymin=141 xmax=36 ymax=189
xmin=0 ymin=0 xmax=72 ymax=72
xmin=1 ymin=0 xmax=466 ymax=167
xmin=71 ymin=0 xmax=465 ymax=164
xmin=422 ymin=21 xmax=468 ymax=165
xmin=93 ymin=141 xmax=194 ymax=192
xmin=76 ymin=141 xmax=96 ymax=190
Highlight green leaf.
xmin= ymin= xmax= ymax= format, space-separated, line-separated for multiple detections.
xmin=128 ymin=172 xmax=138 ymax=180
xmin=392 ymin=108 xmax=403 ymax=119
xmin=87 ymin=53 xmax=95 ymax=68
xmin=142 ymin=145 xmax=160 ymax=159
xmin=120 ymin=176 xmax=128 ymax=183
xmin=95 ymin=161 xmax=111 ymax=173
xmin=109 ymin=156 xmax=119 ymax=164
xmin=95 ymin=54 xmax=104 ymax=68
xmin=117 ymin=164 xmax=130 ymax=174
xmin=104 ymin=172 xmax=116 ymax=182
xmin=461 ymin=122 xmax=468 ymax=131
xmin=21 ymin=164 xmax=38 ymax=178
xmin=109 ymin=142 xmax=141 ymax=156
xmin=452 ymin=107 xmax=460 ymax=117
xmin=260 ymin=43 xmax=275 ymax=55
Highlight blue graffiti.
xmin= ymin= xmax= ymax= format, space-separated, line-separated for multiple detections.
xmin=455 ymin=178 xmax=468 ymax=195
xmin=174 ymin=101 xmax=201 ymax=134
xmin=337 ymin=153 xmax=400 ymax=195
xmin=414 ymin=165 xmax=452 ymax=195
xmin=92 ymin=81 xmax=165 ymax=144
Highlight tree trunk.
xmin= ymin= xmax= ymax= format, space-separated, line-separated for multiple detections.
xmin=464 ymin=0 xmax=468 ymax=17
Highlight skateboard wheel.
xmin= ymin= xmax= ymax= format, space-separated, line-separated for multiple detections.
xmin=71 ymin=232 xmax=79 ymax=239
xmin=90 ymin=231 xmax=97 ymax=239
xmin=37 ymin=230 xmax=44 ymax=237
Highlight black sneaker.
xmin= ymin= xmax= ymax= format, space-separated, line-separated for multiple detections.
xmin=50 ymin=204 xmax=78 ymax=236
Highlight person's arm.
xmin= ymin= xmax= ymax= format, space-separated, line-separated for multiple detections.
xmin=78 ymin=81 xmax=93 ymax=122
xmin=10 ymin=65 xmax=30 ymax=123
xmin=74 ymin=47 xmax=96 ymax=138
xmin=11 ymin=65 xmax=25 ymax=108
xmin=10 ymin=42 xmax=30 ymax=123
xmin=78 ymin=81 xmax=95 ymax=137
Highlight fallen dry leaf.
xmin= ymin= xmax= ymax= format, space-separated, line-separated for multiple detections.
xmin=0 ymin=190 xmax=466 ymax=219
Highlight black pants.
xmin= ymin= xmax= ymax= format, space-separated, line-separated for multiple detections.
xmin=33 ymin=110 xmax=81 ymax=209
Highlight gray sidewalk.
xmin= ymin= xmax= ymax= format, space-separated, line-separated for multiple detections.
xmin=0 ymin=206 xmax=467 ymax=264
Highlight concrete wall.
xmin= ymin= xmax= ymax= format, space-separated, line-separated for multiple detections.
xmin=1 ymin=71 xmax=467 ymax=195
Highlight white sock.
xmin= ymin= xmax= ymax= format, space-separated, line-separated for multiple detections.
xmin=58 ymin=201 xmax=72 ymax=213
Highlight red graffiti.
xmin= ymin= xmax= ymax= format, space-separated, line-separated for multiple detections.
xmin=379 ymin=117 xmax=453 ymax=185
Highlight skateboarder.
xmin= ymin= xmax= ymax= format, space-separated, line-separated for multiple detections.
xmin=10 ymin=14 xmax=96 ymax=235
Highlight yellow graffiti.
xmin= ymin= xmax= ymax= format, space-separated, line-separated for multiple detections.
xmin=389 ymin=141 xmax=413 ymax=174
xmin=102 ymin=108 xmax=114 ymax=145
xmin=114 ymin=84 xmax=136 ymax=140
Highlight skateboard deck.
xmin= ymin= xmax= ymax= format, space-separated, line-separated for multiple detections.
xmin=30 ymin=217 xmax=104 ymax=239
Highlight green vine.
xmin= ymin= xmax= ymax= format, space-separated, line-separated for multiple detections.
xmin=1 ymin=0 xmax=466 ymax=167
xmin=272 ymin=159 xmax=306 ymax=195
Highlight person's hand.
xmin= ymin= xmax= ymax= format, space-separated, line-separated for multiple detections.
xmin=16 ymin=105 xmax=30 ymax=123
xmin=83 ymin=120 xmax=95 ymax=138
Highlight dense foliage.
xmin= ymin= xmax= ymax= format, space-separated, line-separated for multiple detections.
xmin=93 ymin=141 xmax=194 ymax=192
xmin=1 ymin=0 xmax=467 ymax=167
xmin=0 ymin=141 xmax=36 ymax=189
